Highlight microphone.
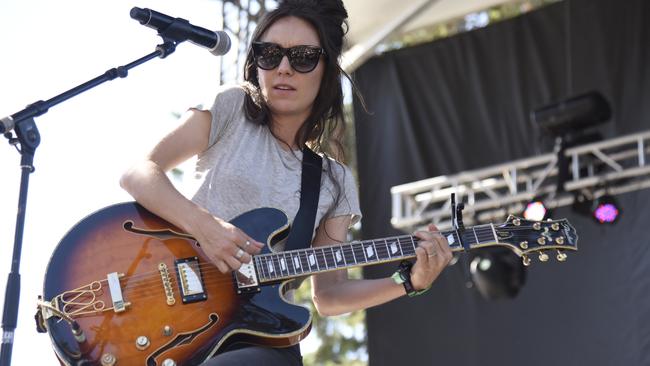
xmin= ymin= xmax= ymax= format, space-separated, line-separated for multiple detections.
xmin=130 ymin=7 xmax=231 ymax=56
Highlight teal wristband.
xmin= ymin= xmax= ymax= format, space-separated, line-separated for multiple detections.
xmin=407 ymin=284 xmax=431 ymax=297
xmin=391 ymin=261 xmax=430 ymax=297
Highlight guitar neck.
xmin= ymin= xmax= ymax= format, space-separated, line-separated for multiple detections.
xmin=253 ymin=224 xmax=501 ymax=283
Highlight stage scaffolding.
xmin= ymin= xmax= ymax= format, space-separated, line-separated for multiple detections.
xmin=391 ymin=130 xmax=650 ymax=231
xmin=219 ymin=0 xmax=276 ymax=84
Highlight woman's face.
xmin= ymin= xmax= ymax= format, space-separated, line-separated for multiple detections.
xmin=256 ymin=16 xmax=325 ymax=122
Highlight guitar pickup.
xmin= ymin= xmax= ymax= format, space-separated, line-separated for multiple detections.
xmin=175 ymin=257 xmax=207 ymax=303
xmin=234 ymin=261 xmax=260 ymax=295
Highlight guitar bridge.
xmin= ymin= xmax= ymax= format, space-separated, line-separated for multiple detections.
xmin=175 ymin=257 xmax=207 ymax=303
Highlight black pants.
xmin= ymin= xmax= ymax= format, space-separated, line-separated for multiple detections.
xmin=201 ymin=345 xmax=302 ymax=365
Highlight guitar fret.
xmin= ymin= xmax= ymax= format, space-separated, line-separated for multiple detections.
xmin=490 ymin=224 xmax=499 ymax=243
xmin=291 ymin=252 xmax=303 ymax=274
xmin=316 ymin=249 xmax=327 ymax=270
xmin=292 ymin=252 xmax=301 ymax=274
xmin=461 ymin=231 xmax=474 ymax=247
xmin=285 ymin=252 xmax=296 ymax=275
xmin=364 ymin=241 xmax=377 ymax=262
xmin=324 ymin=248 xmax=336 ymax=269
xmin=275 ymin=254 xmax=283 ymax=277
xmin=273 ymin=254 xmax=281 ymax=276
xmin=256 ymin=256 xmax=267 ymax=280
xmin=384 ymin=239 xmax=399 ymax=259
xmin=329 ymin=247 xmax=337 ymax=268
xmin=439 ymin=230 xmax=455 ymax=249
xmin=360 ymin=241 xmax=369 ymax=262
xmin=409 ymin=236 xmax=418 ymax=255
xmin=267 ymin=256 xmax=278 ymax=278
xmin=341 ymin=245 xmax=352 ymax=264
xmin=349 ymin=244 xmax=357 ymax=263
xmin=300 ymin=250 xmax=310 ymax=274
xmin=334 ymin=246 xmax=345 ymax=266
xmin=376 ymin=239 xmax=390 ymax=260
xmin=277 ymin=254 xmax=289 ymax=277
xmin=352 ymin=242 xmax=365 ymax=264
xmin=307 ymin=250 xmax=319 ymax=271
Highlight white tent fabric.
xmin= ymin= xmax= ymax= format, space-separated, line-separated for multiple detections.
xmin=342 ymin=0 xmax=519 ymax=72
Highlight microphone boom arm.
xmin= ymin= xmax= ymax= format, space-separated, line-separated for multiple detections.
xmin=0 ymin=14 xmax=195 ymax=364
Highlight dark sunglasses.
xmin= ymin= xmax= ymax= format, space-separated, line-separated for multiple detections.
xmin=252 ymin=42 xmax=326 ymax=73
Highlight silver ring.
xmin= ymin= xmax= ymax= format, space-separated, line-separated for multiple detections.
xmin=235 ymin=248 xmax=245 ymax=259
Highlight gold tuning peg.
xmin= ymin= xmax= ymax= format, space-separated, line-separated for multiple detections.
xmin=538 ymin=252 xmax=549 ymax=262
xmin=556 ymin=250 xmax=568 ymax=262
xmin=522 ymin=255 xmax=531 ymax=266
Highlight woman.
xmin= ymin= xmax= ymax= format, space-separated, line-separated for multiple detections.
xmin=120 ymin=0 xmax=452 ymax=364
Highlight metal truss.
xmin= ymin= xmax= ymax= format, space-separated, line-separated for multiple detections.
xmin=391 ymin=130 xmax=650 ymax=231
xmin=219 ymin=0 xmax=276 ymax=84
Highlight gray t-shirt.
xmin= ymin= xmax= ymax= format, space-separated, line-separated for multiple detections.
xmin=192 ymin=85 xmax=361 ymax=244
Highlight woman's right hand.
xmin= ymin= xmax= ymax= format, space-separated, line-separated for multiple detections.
xmin=189 ymin=210 xmax=265 ymax=273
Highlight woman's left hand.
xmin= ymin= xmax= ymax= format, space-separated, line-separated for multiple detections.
xmin=410 ymin=224 xmax=454 ymax=290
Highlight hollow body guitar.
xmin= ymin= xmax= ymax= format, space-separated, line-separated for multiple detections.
xmin=40 ymin=202 xmax=309 ymax=366
xmin=38 ymin=202 xmax=578 ymax=365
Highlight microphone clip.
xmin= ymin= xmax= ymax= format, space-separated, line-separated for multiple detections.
xmin=155 ymin=18 xmax=195 ymax=58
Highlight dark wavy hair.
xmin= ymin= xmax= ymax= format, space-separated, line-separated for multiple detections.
xmin=242 ymin=0 xmax=361 ymax=227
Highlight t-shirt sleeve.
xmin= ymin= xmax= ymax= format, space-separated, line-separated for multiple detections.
xmin=330 ymin=163 xmax=362 ymax=227
xmin=206 ymin=85 xmax=246 ymax=148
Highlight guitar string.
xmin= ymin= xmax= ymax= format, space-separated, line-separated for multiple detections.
xmin=67 ymin=228 xmax=568 ymax=299
xmin=68 ymin=231 xmax=563 ymax=309
xmin=116 ymin=228 xmax=564 ymax=290
xmin=122 ymin=225 xmax=563 ymax=288
xmin=120 ymin=230 xmax=553 ymax=295
xmin=117 ymin=240 xmax=423 ymax=293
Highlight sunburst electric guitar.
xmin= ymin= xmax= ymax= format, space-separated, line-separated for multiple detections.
xmin=36 ymin=202 xmax=578 ymax=365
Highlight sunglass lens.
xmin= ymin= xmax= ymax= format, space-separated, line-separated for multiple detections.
xmin=289 ymin=46 xmax=321 ymax=73
xmin=256 ymin=44 xmax=283 ymax=70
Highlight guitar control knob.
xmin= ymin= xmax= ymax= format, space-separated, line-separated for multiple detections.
xmin=556 ymin=251 xmax=568 ymax=262
xmin=513 ymin=218 xmax=521 ymax=226
xmin=163 ymin=325 xmax=173 ymax=336
xmin=537 ymin=237 xmax=546 ymax=245
xmin=136 ymin=336 xmax=150 ymax=350
xmin=538 ymin=252 xmax=549 ymax=262
xmin=519 ymin=241 xmax=528 ymax=249
xmin=522 ymin=255 xmax=531 ymax=266
xmin=551 ymin=223 xmax=560 ymax=231
xmin=533 ymin=222 xmax=541 ymax=230
xmin=162 ymin=359 xmax=177 ymax=366
xmin=101 ymin=353 xmax=116 ymax=366
xmin=555 ymin=237 xmax=565 ymax=244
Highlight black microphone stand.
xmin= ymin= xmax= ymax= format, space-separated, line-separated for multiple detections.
xmin=0 ymin=18 xmax=197 ymax=365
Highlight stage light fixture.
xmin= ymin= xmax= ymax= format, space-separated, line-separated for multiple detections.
xmin=572 ymin=190 xmax=622 ymax=224
xmin=592 ymin=194 xmax=620 ymax=224
xmin=522 ymin=197 xmax=550 ymax=221
xmin=469 ymin=248 xmax=527 ymax=300
xmin=531 ymin=91 xmax=611 ymax=137
xmin=532 ymin=91 xmax=611 ymax=194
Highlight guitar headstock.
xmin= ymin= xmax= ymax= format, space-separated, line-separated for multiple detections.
xmin=495 ymin=215 xmax=579 ymax=266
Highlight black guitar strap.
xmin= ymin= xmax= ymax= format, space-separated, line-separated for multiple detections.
xmin=284 ymin=147 xmax=322 ymax=251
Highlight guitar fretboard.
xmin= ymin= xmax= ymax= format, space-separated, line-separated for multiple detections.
xmin=253 ymin=224 xmax=500 ymax=282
